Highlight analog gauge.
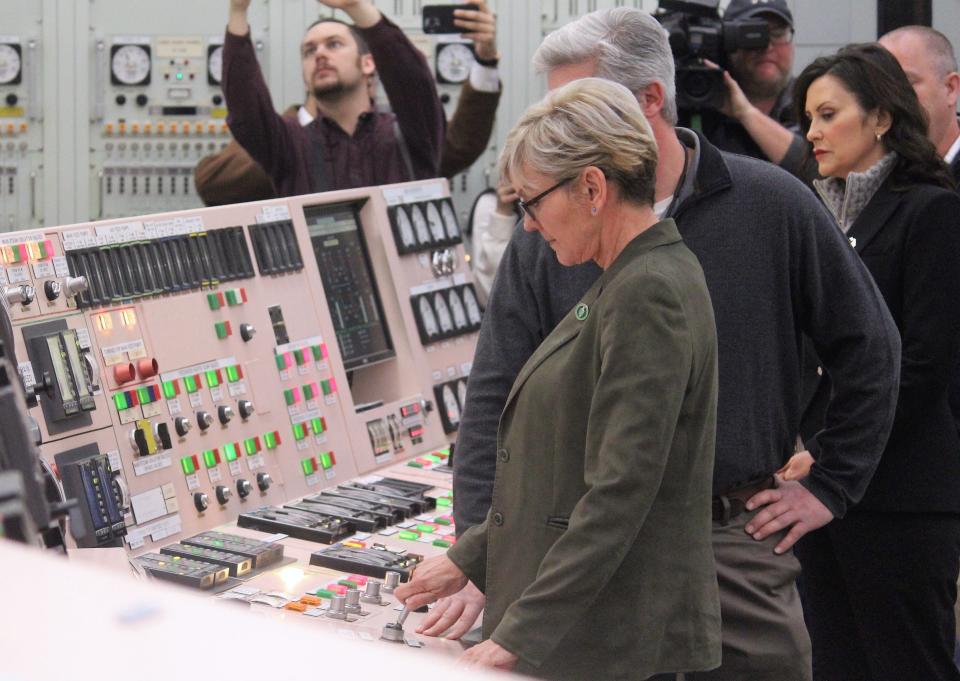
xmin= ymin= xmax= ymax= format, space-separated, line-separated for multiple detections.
xmin=436 ymin=43 xmax=474 ymax=84
xmin=418 ymin=297 xmax=439 ymax=338
xmin=111 ymin=44 xmax=151 ymax=85
xmin=463 ymin=286 xmax=482 ymax=326
xmin=410 ymin=204 xmax=431 ymax=246
xmin=434 ymin=292 xmax=454 ymax=333
xmin=394 ymin=206 xmax=416 ymax=250
xmin=448 ymin=288 xmax=467 ymax=329
xmin=427 ymin=202 xmax=445 ymax=243
xmin=442 ymin=384 xmax=461 ymax=426
xmin=207 ymin=45 xmax=224 ymax=85
xmin=457 ymin=379 xmax=468 ymax=411
xmin=441 ymin=200 xmax=461 ymax=241
xmin=0 ymin=44 xmax=22 ymax=85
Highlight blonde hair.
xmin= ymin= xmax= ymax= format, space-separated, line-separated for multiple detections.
xmin=500 ymin=77 xmax=659 ymax=206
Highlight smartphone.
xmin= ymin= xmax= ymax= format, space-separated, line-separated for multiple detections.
xmin=422 ymin=3 xmax=480 ymax=34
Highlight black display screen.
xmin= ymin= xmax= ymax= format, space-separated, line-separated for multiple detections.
xmin=303 ymin=202 xmax=395 ymax=371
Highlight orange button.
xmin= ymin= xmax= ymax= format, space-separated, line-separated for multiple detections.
xmin=104 ymin=123 xmax=114 ymax=135
xmin=19 ymin=122 xmax=27 ymax=133
xmin=118 ymin=122 xmax=126 ymax=134
xmin=283 ymin=602 xmax=308 ymax=612
xmin=144 ymin=122 xmax=153 ymax=133
xmin=207 ymin=123 xmax=216 ymax=134
xmin=7 ymin=123 xmax=15 ymax=134
xmin=299 ymin=595 xmax=322 ymax=606
xmin=220 ymin=122 xmax=229 ymax=134
xmin=131 ymin=123 xmax=140 ymax=134
xmin=169 ymin=122 xmax=178 ymax=133
xmin=194 ymin=122 xmax=203 ymax=133
xmin=157 ymin=122 xmax=166 ymax=133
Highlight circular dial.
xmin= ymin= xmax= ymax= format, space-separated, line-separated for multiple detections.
xmin=448 ymin=288 xmax=467 ymax=329
xmin=442 ymin=385 xmax=461 ymax=425
xmin=418 ymin=297 xmax=439 ymax=338
xmin=111 ymin=45 xmax=151 ymax=85
xmin=0 ymin=44 xmax=22 ymax=85
xmin=457 ymin=379 xmax=468 ymax=410
xmin=394 ymin=206 xmax=416 ymax=249
xmin=410 ymin=204 xmax=431 ymax=246
xmin=441 ymin=201 xmax=461 ymax=241
xmin=436 ymin=43 xmax=474 ymax=84
xmin=433 ymin=292 xmax=454 ymax=333
xmin=207 ymin=45 xmax=223 ymax=84
xmin=427 ymin=202 xmax=446 ymax=243
xmin=463 ymin=286 xmax=482 ymax=325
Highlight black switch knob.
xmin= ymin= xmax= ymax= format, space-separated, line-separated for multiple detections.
xmin=135 ymin=94 xmax=148 ymax=107
xmin=133 ymin=428 xmax=149 ymax=457
xmin=196 ymin=411 xmax=213 ymax=431
xmin=43 ymin=280 xmax=62 ymax=301
xmin=236 ymin=479 xmax=252 ymax=498
xmin=240 ymin=323 xmax=256 ymax=342
xmin=256 ymin=472 xmax=272 ymax=492
xmin=5 ymin=93 xmax=18 ymax=106
xmin=115 ymin=94 xmax=126 ymax=106
xmin=175 ymin=416 xmax=192 ymax=437
xmin=212 ymin=94 xmax=223 ymax=105
xmin=237 ymin=400 xmax=254 ymax=420
xmin=156 ymin=422 xmax=173 ymax=450
xmin=194 ymin=492 xmax=209 ymax=512
xmin=215 ymin=485 xmax=232 ymax=505
xmin=218 ymin=405 xmax=234 ymax=425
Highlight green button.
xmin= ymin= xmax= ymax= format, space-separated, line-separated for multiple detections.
xmin=225 ymin=365 xmax=240 ymax=383
xmin=315 ymin=589 xmax=335 ymax=599
xmin=225 ymin=290 xmax=238 ymax=306
xmin=435 ymin=517 xmax=452 ymax=526
xmin=265 ymin=432 xmax=278 ymax=450
xmin=303 ymin=384 xmax=315 ymax=401
xmin=311 ymin=417 xmax=325 ymax=434
xmin=205 ymin=370 xmax=220 ymax=388
xmin=301 ymin=458 xmax=314 ymax=475
xmin=293 ymin=349 xmax=305 ymax=365
xmin=292 ymin=423 xmax=306 ymax=441
xmin=243 ymin=437 xmax=258 ymax=455
xmin=398 ymin=530 xmax=420 ymax=541
xmin=319 ymin=452 xmax=333 ymax=470
xmin=284 ymin=389 xmax=295 ymax=406
xmin=215 ymin=322 xmax=228 ymax=339
xmin=162 ymin=380 xmax=178 ymax=399
xmin=424 ymin=455 xmax=441 ymax=463
xmin=337 ymin=580 xmax=357 ymax=589
xmin=137 ymin=387 xmax=151 ymax=404
xmin=417 ymin=524 xmax=436 ymax=533
xmin=275 ymin=354 xmax=287 ymax=371
xmin=184 ymin=375 xmax=199 ymax=393
xmin=321 ymin=379 xmax=334 ymax=396
xmin=311 ymin=345 xmax=323 ymax=361
xmin=203 ymin=450 xmax=218 ymax=468
xmin=436 ymin=497 xmax=452 ymax=507
xmin=223 ymin=443 xmax=238 ymax=462
xmin=407 ymin=461 xmax=424 ymax=469
xmin=180 ymin=456 xmax=195 ymax=475
xmin=113 ymin=393 xmax=130 ymax=411
xmin=207 ymin=293 xmax=221 ymax=310
xmin=432 ymin=539 xmax=452 ymax=548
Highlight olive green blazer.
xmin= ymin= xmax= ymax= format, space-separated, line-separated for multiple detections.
xmin=447 ymin=219 xmax=721 ymax=680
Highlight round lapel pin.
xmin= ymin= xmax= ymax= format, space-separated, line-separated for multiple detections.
xmin=575 ymin=303 xmax=589 ymax=321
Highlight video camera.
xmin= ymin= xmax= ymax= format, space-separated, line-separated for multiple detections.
xmin=657 ymin=0 xmax=769 ymax=112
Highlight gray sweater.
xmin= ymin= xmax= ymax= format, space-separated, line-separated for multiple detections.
xmin=453 ymin=130 xmax=901 ymax=530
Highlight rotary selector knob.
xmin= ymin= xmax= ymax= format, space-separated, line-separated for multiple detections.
xmin=174 ymin=416 xmax=192 ymax=437
xmin=43 ymin=280 xmax=62 ymax=301
xmin=4 ymin=285 xmax=35 ymax=307
xmin=196 ymin=410 xmax=214 ymax=431
xmin=194 ymin=492 xmax=209 ymax=512
xmin=240 ymin=323 xmax=256 ymax=342
xmin=256 ymin=472 xmax=272 ymax=492
xmin=63 ymin=276 xmax=89 ymax=298
xmin=215 ymin=485 xmax=232 ymax=505
xmin=236 ymin=478 xmax=252 ymax=498
xmin=237 ymin=400 xmax=254 ymax=420
xmin=217 ymin=405 xmax=234 ymax=425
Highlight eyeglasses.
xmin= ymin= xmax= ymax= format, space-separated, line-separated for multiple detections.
xmin=768 ymin=26 xmax=795 ymax=45
xmin=517 ymin=177 xmax=572 ymax=223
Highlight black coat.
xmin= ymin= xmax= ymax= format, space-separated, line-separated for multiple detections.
xmin=802 ymin=178 xmax=960 ymax=512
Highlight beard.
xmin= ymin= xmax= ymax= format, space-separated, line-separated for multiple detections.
xmin=729 ymin=55 xmax=791 ymax=101
xmin=312 ymin=80 xmax=347 ymax=99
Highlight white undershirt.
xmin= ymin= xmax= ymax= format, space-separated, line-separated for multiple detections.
xmin=297 ymin=106 xmax=313 ymax=127
xmin=945 ymin=130 xmax=960 ymax=165
xmin=653 ymin=195 xmax=673 ymax=218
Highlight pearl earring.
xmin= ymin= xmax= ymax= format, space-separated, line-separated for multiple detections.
xmin=591 ymin=207 xmax=598 ymax=215
xmin=876 ymin=131 xmax=883 ymax=142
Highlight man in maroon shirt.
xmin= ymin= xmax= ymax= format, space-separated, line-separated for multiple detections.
xmin=223 ymin=0 xmax=445 ymax=197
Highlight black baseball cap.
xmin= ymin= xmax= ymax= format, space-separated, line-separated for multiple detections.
xmin=725 ymin=0 xmax=794 ymax=28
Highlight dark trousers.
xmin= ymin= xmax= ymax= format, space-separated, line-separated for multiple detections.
xmin=795 ymin=511 xmax=960 ymax=681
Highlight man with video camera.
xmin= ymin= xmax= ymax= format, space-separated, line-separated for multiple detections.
xmin=696 ymin=0 xmax=818 ymax=183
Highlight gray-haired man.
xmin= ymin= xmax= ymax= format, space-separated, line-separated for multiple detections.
xmin=420 ymin=8 xmax=901 ymax=680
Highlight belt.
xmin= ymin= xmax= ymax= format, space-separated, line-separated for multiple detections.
xmin=712 ymin=475 xmax=776 ymax=523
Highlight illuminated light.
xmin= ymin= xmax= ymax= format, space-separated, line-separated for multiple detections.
xmin=416 ymin=458 xmax=431 ymax=466
xmin=120 ymin=309 xmax=137 ymax=327
xmin=299 ymin=595 xmax=322 ymax=606
xmin=223 ymin=443 xmax=238 ymax=462
xmin=321 ymin=378 xmax=337 ymax=396
xmin=424 ymin=454 xmax=442 ymax=463
xmin=243 ymin=437 xmax=258 ymax=455
xmin=214 ymin=321 xmax=231 ymax=339
xmin=326 ymin=584 xmax=348 ymax=596
xmin=207 ymin=292 xmax=221 ymax=310
xmin=180 ymin=456 xmax=196 ymax=475
xmin=432 ymin=539 xmax=452 ymax=548
xmin=398 ymin=530 xmax=421 ymax=541
xmin=176 ymin=72 xmax=183 ymax=80
xmin=319 ymin=452 xmax=333 ymax=470
xmin=183 ymin=374 xmax=200 ymax=393
xmin=434 ymin=516 xmax=452 ymax=526
xmin=202 ymin=449 xmax=218 ymax=468
xmin=417 ymin=524 xmax=437 ymax=534
xmin=436 ymin=497 xmax=452 ymax=507
xmin=162 ymin=380 xmax=179 ymax=399
xmin=14 ymin=244 xmax=26 ymax=262
xmin=292 ymin=423 xmax=306 ymax=441
xmin=407 ymin=461 xmax=424 ymax=469
xmin=137 ymin=386 xmax=151 ymax=404
xmin=225 ymin=289 xmax=238 ymax=306
xmin=26 ymin=242 xmax=41 ymax=261
xmin=300 ymin=458 xmax=314 ymax=475
xmin=225 ymin=365 xmax=240 ymax=383
xmin=337 ymin=580 xmax=358 ymax=589
xmin=283 ymin=602 xmax=307 ymax=613
xmin=310 ymin=417 xmax=325 ymax=434
xmin=205 ymin=369 xmax=222 ymax=388
xmin=314 ymin=588 xmax=335 ymax=599
xmin=113 ymin=392 xmax=131 ymax=411
xmin=347 ymin=575 xmax=369 ymax=586
xmin=264 ymin=431 xmax=280 ymax=450
xmin=40 ymin=240 xmax=53 ymax=259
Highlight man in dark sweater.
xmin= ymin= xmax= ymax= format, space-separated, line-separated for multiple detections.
xmin=222 ymin=0 xmax=444 ymax=196
xmin=421 ymin=8 xmax=901 ymax=681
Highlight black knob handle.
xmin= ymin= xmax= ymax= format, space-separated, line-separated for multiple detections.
xmin=194 ymin=492 xmax=209 ymax=512
xmin=240 ymin=323 xmax=255 ymax=342
xmin=215 ymin=485 xmax=232 ymax=505
xmin=135 ymin=94 xmax=148 ymax=107
xmin=156 ymin=422 xmax=172 ymax=450
xmin=237 ymin=400 xmax=254 ymax=420
xmin=212 ymin=94 xmax=223 ymax=105
xmin=256 ymin=472 xmax=272 ymax=492
xmin=5 ymin=93 xmax=18 ymax=107
xmin=196 ymin=411 xmax=213 ymax=430
xmin=236 ymin=479 xmax=252 ymax=498
xmin=115 ymin=94 xmax=126 ymax=106
xmin=43 ymin=280 xmax=62 ymax=301
xmin=218 ymin=405 xmax=233 ymax=425
xmin=175 ymin=416 xmax=192 ymax=437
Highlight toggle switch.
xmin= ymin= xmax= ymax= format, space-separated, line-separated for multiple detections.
xmin=4 ymin=285 xmax=35 ymax=308
xmin=217 ymin=405 xmax=234 ymax=425
xmin=237 ymin=400 xmax=254 ymax=420
xmin=240 ymin=323 xmax=256 ymax=342
xmin=196 ymin=410 xmax=213 ymax=431
xmin=137 ymin=357 xmax=159 ymax=378
xmin=256 ymin=472 xmax=272 ymax=492
xmin=175 ymin=416 xmax=192 ymax=437
xmin=114 ymin=363 xmax=136 ymax=385
xmin=236 ymin=478 xmax=252 ymax=499
xmin=215 ymin=485 xmax=232 ymax=505
xmin=155 ymin=422 xmax=173 ymax=450
xmin=194 ymin=492 xmax=209 ymax=512
xmin=131 ymin=419 xmax=158 ymax=457
xmin=43 ymin=280 xmax=62 ymax=301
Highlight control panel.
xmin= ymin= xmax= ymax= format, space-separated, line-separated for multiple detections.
xmin=5 ymin=177 xmax=475 ymax=558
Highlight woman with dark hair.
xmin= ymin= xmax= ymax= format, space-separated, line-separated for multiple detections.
xmin=787 ymin=42 xmax=960 ymax=681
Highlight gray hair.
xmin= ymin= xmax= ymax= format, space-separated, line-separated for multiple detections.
xmin=533 ymin=7 xmax=678 ymax=125
xmin=499 ymin=78 xmax=659 ymax=207
xmin=882 ymin=25 xmax=958 ymax=77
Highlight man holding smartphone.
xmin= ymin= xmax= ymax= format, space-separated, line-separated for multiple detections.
xmin=222 ymin=0 xmax=445 ymax=196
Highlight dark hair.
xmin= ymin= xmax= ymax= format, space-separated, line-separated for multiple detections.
xmin=794 ymin=42 xmax=955 ymax=191
xmin=304 ymin=18 xmax=371 ymax=56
